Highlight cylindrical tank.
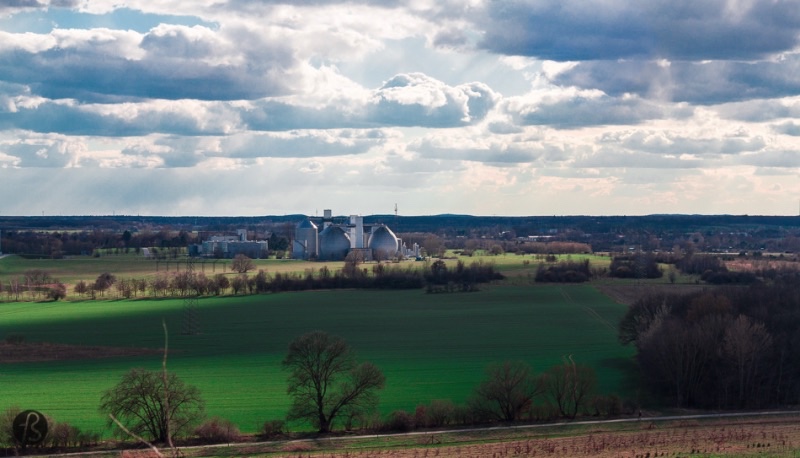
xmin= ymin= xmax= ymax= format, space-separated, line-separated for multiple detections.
xmin=318 ymin=225 xmax=351 ymax=261
xmin=295 ymin=219 xmax=319 ymax=259
xmin=368 ymin=225 xmax=399 ymax=260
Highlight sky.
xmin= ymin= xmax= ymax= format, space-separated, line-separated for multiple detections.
xmin=0 ymin=1 xmax=799 ymax=217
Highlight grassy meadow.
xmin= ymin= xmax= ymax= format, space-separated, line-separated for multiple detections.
xmin=0 ymin=278 xmax=635 ymax=435
xmin=0 ymin=250 xmax=617 ymax=293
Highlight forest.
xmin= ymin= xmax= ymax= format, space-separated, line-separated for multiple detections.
xmin=619 ymin=269 xmax=800 ymax=409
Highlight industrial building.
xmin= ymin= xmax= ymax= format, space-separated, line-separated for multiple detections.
xmin=292 ymin=210 xmax=419 ymax=261
xmin=191 ymin=229 xmax=269 ymax=259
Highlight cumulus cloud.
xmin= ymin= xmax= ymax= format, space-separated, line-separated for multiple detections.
xmin=715 ymin=98 xmax=800 ymax=122
xmin=369 ymin=73 xmax=498 ymax=127
xmin=0 ymin=0 xmax=79 ymax=16
xmin=0 ymin=98 xmax=243 ymax=136
xmin=574 ymin=149 xmax=705 ymax=169
xmin=505 ymin=89 xmax=688 ymax=128
xmin=773 ymin=122 xmax=800 ymax=136
xmin=1 ymin=0 xmax=799 ymax=216
xmin=214 ymin=130 xmax=385 ymax=159
xmin=477 ymin=0 xmax=800 ymax=61
xmin=553 ymin=56 xmax=800 ymax=105
xmin=736 ymin=149 xmax=800 ymax=168
xmin=0 ymin=136 xmax=82 ymax=167
xmin=243 ymin=73 xmax=499 ymax=130
xmin=408 ymin=126 xmax=569 ymax=165
xmin=597 ymin=129 xmax=767 ymax=157
xmin=0 ymin=24 xmax=295 ymax=101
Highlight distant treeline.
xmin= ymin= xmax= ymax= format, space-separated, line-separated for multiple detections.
xmin=0 ymin=229 xmax=290 ymax=258
xmin=619 ymin=270 xmax=800 ymax=409
xmin=2 ymin=260 xmax=503 ymax=301
xmin=4 ymin=213 xmax=800 ymax=255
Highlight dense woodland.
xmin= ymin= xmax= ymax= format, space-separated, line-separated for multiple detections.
xmin=620 ymin=270 xmax=800 ymax=409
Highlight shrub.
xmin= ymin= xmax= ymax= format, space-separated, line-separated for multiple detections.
xmin=535 ymin=260 xmax=591 ymax=283
xmin=0 ymin=406 xmax=22 ymax=448
xmin=49 ymin=421 xmax=80 ymax=448
xmin=589 ymin=394 xmax=623 ymax=417
xmin=609 ymin=254 xmax=662 ymax=279
xmin=194 ymin=417 xmax=240 ymax=444
xmin=260 ymin=419 xmax=286 ymax=439
xmin=382 ymin=410 xmax=415 ymax=432
xmin=47 ymin=283 xmax=67 ymax=301
xmin=425 ymin=399 xmax=456 ymax=427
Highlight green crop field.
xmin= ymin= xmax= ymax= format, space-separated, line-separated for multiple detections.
xmin=0 ymin=284 xmax=635 ymax=436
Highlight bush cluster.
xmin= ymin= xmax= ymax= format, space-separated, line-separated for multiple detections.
xmin=534 ymin=260 xmax=591 ymax=283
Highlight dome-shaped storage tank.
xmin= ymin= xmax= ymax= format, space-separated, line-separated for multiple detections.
xmin=293 ymin=219 xmax=318 ymax=260
xmin=368 ymin=225 xmax=399 ymax=260
xmin=318 ymin=225 xmax=351 ymax=261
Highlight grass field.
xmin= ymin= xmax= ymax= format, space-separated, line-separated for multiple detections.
xmin=0 ymin=253 xmax=348 ymax=289
xmin=0 ymin=284 xmax=635 ymax=436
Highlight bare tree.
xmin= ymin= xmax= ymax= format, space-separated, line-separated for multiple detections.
xmin=723 ymin=315 xmax=773 ymax=407
xmin=422 ymin=234 xmax=446 ymax=258
xmin=472 ymin=361 xmax=542 ymax=422
xmin=231 ymin=254 xmax=255 ymax=274
xmin=342 ymin=250 xmax=366 ymax=279
xmin=283 ymin=331 xmax=385 ymax=433
xmin=74 ymin=280 xmax=88 ymax=297
xmin=543 ymin=358 xmax=596 ymax=419
xmin=230 ymin=275 xmax=247 ymax=295
xmin=93 ymin=272 xmax=116 ymax=297
xmin=99 ymin=368 xmax=205 ymax=443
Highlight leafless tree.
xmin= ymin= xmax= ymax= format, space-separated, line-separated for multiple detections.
xmin=723 ymin=315 xmax=773 ymax=406
xmin=342 ymin=250 xmax=366 ymax=278
xmin=283 ymin=331 xmax=385 ymax=433
xmin=543 ymin=358 xmax=596 ymax=419
xmin=99 ymin=368 xmax=205 ymax=443
xmin=473 ymin=361 xmax=542 ymax=422
xmin=231 ymin=254 xmax=255 ymax=274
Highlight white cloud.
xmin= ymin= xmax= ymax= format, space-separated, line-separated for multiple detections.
xmin=0 ymin=0 xmax=799 ymax=216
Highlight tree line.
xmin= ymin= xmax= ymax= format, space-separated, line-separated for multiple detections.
xmin=2 ymin=258 xmax=504 ymax=302
xmin=619 ymin=271 xmax=800 ymax=409
xmin=1 ymin=331 xmax=628 ymax=454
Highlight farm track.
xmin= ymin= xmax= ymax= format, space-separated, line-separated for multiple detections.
xmin=559 ymin=287 xmax=617 ymax=334
xmin=30 ymin=410 xmax=800 ymax=458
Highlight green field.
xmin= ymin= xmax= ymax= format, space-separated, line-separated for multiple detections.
xmin=0 ymin=284 xmax=634 ymax=436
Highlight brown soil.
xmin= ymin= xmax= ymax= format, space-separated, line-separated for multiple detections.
xmin=0 ymin=342 xmax=162 ymax=363
xmin=237 ymin=416 xmax=800 ymax=458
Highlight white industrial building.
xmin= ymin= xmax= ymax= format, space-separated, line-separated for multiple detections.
xmin=193 ymin=229 xmax=269 ymax=259
xmin=292 ymin=209 xmax=419 ymax=261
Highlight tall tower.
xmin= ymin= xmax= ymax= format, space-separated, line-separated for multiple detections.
xmin=349 ymin=215 xmax=364 ymax=248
